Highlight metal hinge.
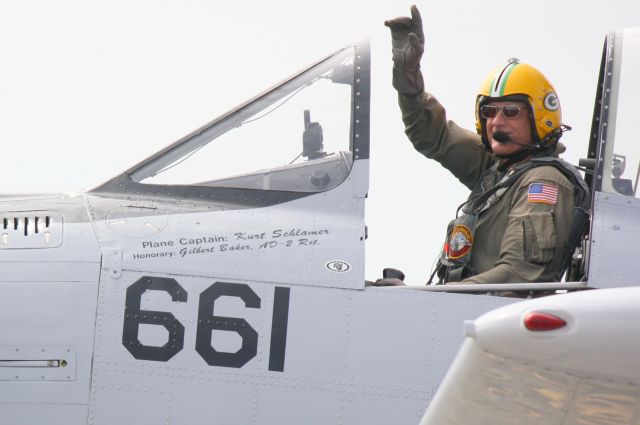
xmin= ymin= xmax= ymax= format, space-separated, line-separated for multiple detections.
xmin=102 ymin=247 xmax=123 ymax=278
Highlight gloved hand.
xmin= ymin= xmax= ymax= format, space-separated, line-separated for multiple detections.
xmin=384 ymin=5 xmax=425 ymax=95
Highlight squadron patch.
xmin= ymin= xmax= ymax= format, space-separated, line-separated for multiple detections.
xmin=528 ymin=183 xmax=558 ymax=205
xmin=447 ymin=224 xmax=473 ymax=259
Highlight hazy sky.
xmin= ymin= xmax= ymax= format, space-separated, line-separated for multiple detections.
xmin=1 ymin=0 xmax=639 ymax=282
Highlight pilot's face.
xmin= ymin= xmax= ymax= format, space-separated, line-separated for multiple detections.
xmin=484 ymin=101 xmax=534 ymax=158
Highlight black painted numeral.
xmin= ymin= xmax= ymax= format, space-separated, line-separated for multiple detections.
xmin=196 ymin=282 xmax=260 ymax=368
xmin=121 ymin=278 xmax=291 ymax=371
xmin=122 ymin=276 xmax=188 ymax=361
xmin=268 ymin=287 xmax=290 ymax=372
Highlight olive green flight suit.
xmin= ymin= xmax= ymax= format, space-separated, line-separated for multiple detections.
xmin=399 ymin=92 xmax=576 ymax=284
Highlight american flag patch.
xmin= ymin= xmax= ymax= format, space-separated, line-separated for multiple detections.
xmin=528 ymin=183 xmax=558 ymax=205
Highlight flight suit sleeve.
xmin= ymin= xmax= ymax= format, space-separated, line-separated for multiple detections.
xmin=460 ymin=167 xmax=575 ymax=284
xmin=398 ymin=92 xmax=495 ymax=190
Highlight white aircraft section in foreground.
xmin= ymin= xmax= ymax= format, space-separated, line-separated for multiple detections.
xmin=0 ymin=27 xmax=638 ymax=425
xmin=420 ymin=287 xmax=640 ymax=425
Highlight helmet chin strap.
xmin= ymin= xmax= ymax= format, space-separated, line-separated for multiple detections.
xmin=495 ymin=147 xmax=534 ymax=171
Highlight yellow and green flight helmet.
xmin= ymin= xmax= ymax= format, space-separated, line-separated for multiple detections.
xmin=475 ymin=58 xmax=563 ymax=151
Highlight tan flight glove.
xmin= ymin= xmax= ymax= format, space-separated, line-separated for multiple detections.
xmin=384 ymin=5 xmax=425 ymax=96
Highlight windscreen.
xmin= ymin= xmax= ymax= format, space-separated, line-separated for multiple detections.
xmin=130 ymin=47 xmax=357 ymax=193
xmin=601 ymin=29 xmax=640 ymax=198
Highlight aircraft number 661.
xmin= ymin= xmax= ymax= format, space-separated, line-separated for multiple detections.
xmin=121 ymin=276 xmax=291 ymax=372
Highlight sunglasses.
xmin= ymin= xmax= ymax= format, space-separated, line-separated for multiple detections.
xmin=480 ymin=104 xmax=528 ymax=119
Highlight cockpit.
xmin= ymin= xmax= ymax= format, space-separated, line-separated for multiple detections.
xmin=92 ymin=44 xmax=369 ymax=206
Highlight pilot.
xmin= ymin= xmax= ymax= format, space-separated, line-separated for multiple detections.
xmin=377 ymin=5 xmax=588 ymax=286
